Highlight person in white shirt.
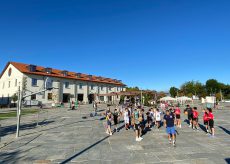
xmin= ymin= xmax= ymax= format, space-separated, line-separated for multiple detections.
xmin=155 ymin=108 xmax=162 ymax=130
xmin=124 ymin=108 xmax=130 ymax=130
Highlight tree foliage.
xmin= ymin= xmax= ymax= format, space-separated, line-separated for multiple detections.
xmin=11 ymin=93 xmax=18 ymax=103
xmin=169 ymin=87 xmax=179 ymax=97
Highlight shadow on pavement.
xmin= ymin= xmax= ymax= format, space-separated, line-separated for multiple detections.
xmin=199 ymin=123 xmax=208 ymax=133
xmin=60 ymin=135 xmax=110 ymax=164
xmin=0 ymin=121 xmax=54 ymax=138
xmin=218 ymin=126 xmax=230 ymax=135
xmin=0 ymin=145 xmax=40 ymax=163
xmin=225 ymin=158 xmax=230 ymax=163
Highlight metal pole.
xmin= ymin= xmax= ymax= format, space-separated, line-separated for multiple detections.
xmin=141 ymin=90 xmax=143 ymax=106
xmin=16 ymin=85 xmax=21 ymax=138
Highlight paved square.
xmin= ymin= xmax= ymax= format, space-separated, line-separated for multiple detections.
xmin=0 ymin=104 xmax=230 ymax=164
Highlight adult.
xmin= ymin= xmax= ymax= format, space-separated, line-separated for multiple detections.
xmin=164 ymin=110 xmax=176 ymax=146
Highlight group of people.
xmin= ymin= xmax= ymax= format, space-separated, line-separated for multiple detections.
xmin=104 ymin=103 xmax=215 ymax=146
xmin=185 ymin=105 xmax=215 ymax=137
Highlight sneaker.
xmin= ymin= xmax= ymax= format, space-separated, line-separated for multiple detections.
xmin=179 ymin=124 xmax=182 ymax=128
xmin=139 ymin=137 xmax=143 ymax=141
xmin=173 ymin=141 xmax=176 ymax=146
xmin=136 ymin=138 xmax=141 ymax=142
xmin=189 ymin=125 xmax=192 ymax=128
xmin=169 ymin=139 xmax=172 ymax=144
xmin=106 ymin=131 xmax=109 ymax=135
xmin=110 ymin=133 xmax=113 ymax=136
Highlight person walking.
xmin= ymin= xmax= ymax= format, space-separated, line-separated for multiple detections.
xmin=106 ymin=111 xmax=113 ymax=136
xmin=207 ymin=108 xmax=215 ymax=137
xmin=113 ymin=108 xmax=119 ymax=132
xmin=124 ymin=108 xmax=130 ymax=130
xmin=164 ymin=110 xmax=176 ymax=146
xmin=203 ymin=108 xmax=209 ymax=134
xmin=192 ymin=107 xmax=199 ymax=130
xmin=155 ymin=108 xmax=162 ymax=130
xmin=185 ymin=105 xmax=193 ymax=127
xmin=175 ymin=106 xmax=181 ymax=128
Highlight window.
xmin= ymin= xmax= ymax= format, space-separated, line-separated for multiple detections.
xmin=15 ymin=79 xmax=17 ymax=87
xmin=32 ymin=78 xmax=37 ymax=86
xmin=91 ymin=85 xmax=94 ymax=90
xmin=101 ymin=86 xmax=104 ymax=91
xmin=109 ymin=86 xmax=112 ymax=91
xmin=117 ymin=87 xmax=119 ymax=91
xmin=62 ymin=71 xmax=68 ymax=76
xmin=31 ymin=94 xmax=36 ymax=100
xmin=46 ymin=80 xmax=53 ymax=89
xmin=2 ymin=82 xmax=5 ymax=89
xmin=79 ymin=83 xmax=83 ymax=89
xmin=65 ymin=82 xmax=70 ymax=88
xmin=48 ymin=93 xmax=53 ymax=100
xmin=100 ymin=96 xmax=104 ymax=101
xmin=8 ymin=81 xmax=10 ymax=88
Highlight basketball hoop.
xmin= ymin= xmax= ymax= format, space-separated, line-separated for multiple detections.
xmin=44 ymin=77 xmax=53 ymax=90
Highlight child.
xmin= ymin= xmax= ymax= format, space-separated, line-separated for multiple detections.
xmin=124 ymin=108 xmax=130 ymax=130
xmin=106 ymin=111 xmax=113 ymax=136
xmin=155 ymin=108 xmax=161 ymax=130
xmin=175 ymin=106 xmax=181 ymax=128
xmin=207 ymin=108 xmax=215 ymax=137
xmin=192 ymin=107 xmax=199 ymax=130
xmin=133 ymin=108 xmax=143 ymax=141
xmin=203 ymin=108 xmax=209 ymax=134
xmin=146 ymin=110 xmax=152 ymax=130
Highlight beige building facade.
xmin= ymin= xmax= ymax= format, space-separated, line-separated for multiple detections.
xmin=0 ymin=62 xmax=126 ymax=106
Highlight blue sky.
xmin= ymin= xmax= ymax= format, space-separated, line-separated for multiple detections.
xmin=0 ymin=0 xmax=230 ymax=91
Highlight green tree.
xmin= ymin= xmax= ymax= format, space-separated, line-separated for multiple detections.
xmin=180 ymin=81 xmax=206 ymax=98
xmin=11 ymin=93 xmax=18 ymax=104
xmin=126 ymin=87 xmax=140 ymax=91
xmin=206 ymin=79 xmax=220 ymax=95
xmin=169 ymin=87 xmax=179 ymax=97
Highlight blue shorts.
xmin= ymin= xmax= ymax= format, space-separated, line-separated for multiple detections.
xmin=166 ymin=127 xmax=176 ymax=135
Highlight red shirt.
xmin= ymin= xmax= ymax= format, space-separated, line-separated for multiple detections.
xmin=203 ymin=112 xmax=209 ymax=121
xmin=193 ymin=111 xmax=199 ymax=118
xmin=208 ymin=112 xmax=214 ymax=120
xmin=175 ymin=108 xmax=181 ymax=115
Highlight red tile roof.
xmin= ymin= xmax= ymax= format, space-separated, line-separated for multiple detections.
xmin=0 ymin=62 xmax=126 ymax=86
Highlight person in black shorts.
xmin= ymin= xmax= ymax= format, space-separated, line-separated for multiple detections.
xmin=185 ymin=105 xmax=193 ymax=127
xmin=146 ymin=110 xmax=152 ymax=129
xmin=113 ymin=109 xmax=119 ymax=132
